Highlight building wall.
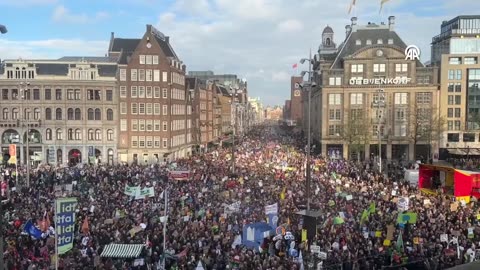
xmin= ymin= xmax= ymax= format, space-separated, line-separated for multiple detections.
xmin=219 ymin=95 xmax=232 ymax=134
xmin=290 ymin=76 xmax=303 ymax=122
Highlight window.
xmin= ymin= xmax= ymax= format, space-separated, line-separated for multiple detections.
xmin=2 ymin=89 xmax=8 ymax=100
xmin=350 ymin=93 xmax=363 ymax=105
xmin=395 ymin=108 xmax=406 ymax=121
xmin=327 ymin=125 xmax=342 ymax=136
xmin=67 ymin=89 xmax=74 ymax=100
xmin=154 ymin=137 xmax=160 ymax=148
xmin=355 ymin=39 xmax=361 ymax=45
xmin=67 ymin=108 xmax=74 ymax=120
xmin=120 ymin=102 xmax=127 ymax=115
xmin=146 ymin=55 xmax=152 ymax=65
xmin=448 ymin=95 xmax=455 ymax=105
xmin=56 ymin=129 xmax=63 ymax=140
xmin=465 ymin=57 xmax=478 ymax=65
xmin=328 ymin=94 xmax=341 ymax=105
xmin=107 ymin=109 xmax=114 ymax=121
xmin=154 ymin=87 xmax=161 ymax=98
xmin=416 ymin=92 xmax=431 ymax=104
xmin=106 ymin=90 xmax=113 ymax=101
xmin=455 ymin=95 xmax=461 ymax=105
xmin=33 ymin=89 xmax=40 ymax=100
xmin=56 ymin=108 xmax=62 ymax=120
xmin=67 ymin=129 xmax=74 ymax=140
xmin=455 ymin=120 xmax=461 ymax=130
xmin=131 ymin=103 xmax=138 ymax=114
xmin=146 ymin=86 xmax=153 ymax=98
xmin=107 ymin=129 xmax=113 ymax=141
xmin=55 ymin=89 xmax=62 ymax=100
xmin=449 ymin=57 xmax=461 ymax=65
xmin=448 ymin=82 xmax=454 ymax=92
xmin=139 ymin=119 xmax=145 ymax=131
xmin=46 ymin=129 xmax=52 ymax=140
xmin=74 ymin=108 xmax=81 ymax=120
xmin=329 ymin=77 xmax=341 ymax=86
xmin=447 ymin=108 xmax=454 ymax=118
xmin=162 ymin=105 xmax=168 ymax=115
xmin=154 ymin=103 xmax=160 ymax=115
xmin=138 ymin=86 xmax=145 ymax=98
xmin=74 ymin=129 xmax=81 ymax=140
xmin=45 ymin=108 xmax=52 ymax=120
xmin=163 ymin=138 xmax=168 ymax=148
xmin=131 ymin=136 xmax=138 ymax=148
xmin=448 ymin=133 xmax=459 ymax=142
xmin=146 ymin=103 xmax=153 ymax=115
xmin=153 ymin=55 xmax=159 ymax=64
xmin=120 ymin=119 xmax=127 ymax=131
xmin=139 ymin=103 xmax=145 ymax=114
xmin=95 ymin=108 xmax=101 ymax=120
xmin=456 ymin=70 xmax=462 ymax=80
xmin=395 ymin=64 xmax=408 ymax=72
xmin=366 ymin=39 xmax=372 ymax=45
xmin=394 ymin=124 xmax=407 ymax=137
xmin=463 ymin=133 xmax=475 ymax=142
xmin=75 ymin=89 xmax=81 ymax=100
xmin=146 ymin=120 xmax=153 ymax=131
xmin=387 ymin=38 xmax=394 ymax=45
xmin=131 ymin=69 xmax=138 ymax=81
xmin=351 ymin=64 xmax=364 ymax=73
xmin=377 ymin=39 xmax=383 ymax=44
xmin=328 ymin=109 xmax=341 ymax=120
xmin=448 ymin=70 xmax=455 ymax=80
xmin=95 ymin=129 xmax=101 ymax=141
xmin=162 ymin=88 xmax=168 ymax=98
xmin=120 ymin=69 xmax=127 ymax=81
xmin=88 ymin=129 xmax=94 ymax=140
xmin=394 ymin=93 xmax=408 ymax=105
xmin=455 ymin=108 xmax=461 ymax=118
xmin=373 ymin=64 xmax=386 ymax=73
xmin=120 ymin=86 xmax=127 ymax=98
xmin=146 ymin=136 xmax=153 ymax=148
xmin=2 ymin=108 xmax=8 ymax=120
xmin=139 ymin=137 xmax=145 ymax=148
xmin=132 ymin=119 xmax=138 ymax=131
xmin=162 ymin=71 xmax=168 ymax=82
xmin=146 ymin=69 xmax=153 ymax=81
xmin=455 ymin=83 xmax=462 ymax=92
xmin=139 ymin=69 xmax=145 ymax=81
xmin=154 ymin=70 xmax=160 ymax=82
xmin=154 ymin=120 xmax=160 ymax=131
xmin=139 ymin=55 xmax=145 ymax=64
xmin=163 ymin=121 xmax=168 ymax=131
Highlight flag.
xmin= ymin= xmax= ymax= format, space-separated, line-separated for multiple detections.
xmin=396 ymin=212 xmax=417 ymax=224
xmin=195 ymin=261 xmax=205 ymax=270
xmin=81 ymin=216 xmax=89 ymax=234
xmin=23 ymin=219 xmax=43 ymax=239
xmin=292 ymin=63 xmax=298 ymax=69
xmin=379 ymin=0 xmax=390 ymax=13
xmin=396 ymin=231 xmax=404 ymax=252
xmin=280 ymin=187 xmax=286 ymax=200
xmin=333 ymin=217 xmax=345 ymax=225
xmin=177 ymin=247 xmax=188 ymax=258
xmin=360 ymin=209 xmax=369 ymax=224
xmin=348 ymin=0 xmax=356 ymax=14
xmin=367 ymin=202 xmax=376 ymax=215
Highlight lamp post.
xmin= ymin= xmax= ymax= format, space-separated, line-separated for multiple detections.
xmin=20 ymin=82 xmax=31 ymax=187
xmin=373 ymin=89 xmax=385 ymax=173
xmin=299 ymin=50 xmax=316 ymax=211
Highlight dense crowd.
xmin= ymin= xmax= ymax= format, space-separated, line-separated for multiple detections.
xmin=1 ymin=125 xmax=480 ymax=270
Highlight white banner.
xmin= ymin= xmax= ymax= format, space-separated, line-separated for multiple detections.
xmin=265 ymin=203 xmax=278 ymax=215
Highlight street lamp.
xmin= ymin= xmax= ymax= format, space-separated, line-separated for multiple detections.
xmin=0 ymin=24 xmax=7 ymax=34
xmin=20 ymin=81 xmax=31 ymax=187
xmin=299 ymin=50 xmax=316 ymax=212
xmin=373 ymin=89 xmax=385 ymax=173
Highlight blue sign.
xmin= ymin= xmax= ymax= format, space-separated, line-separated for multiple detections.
xmin=55 ymin=197 xmax=77 ymax=254
xmin=242 ymin=222 xmax=272 ymax=249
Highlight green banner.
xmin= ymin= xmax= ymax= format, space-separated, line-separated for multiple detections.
xmin=55 ymin=197 xmax=78 ymax=255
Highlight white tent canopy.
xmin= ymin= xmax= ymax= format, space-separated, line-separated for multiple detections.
xmin=101 ymin=244 xmax=144 ymax=258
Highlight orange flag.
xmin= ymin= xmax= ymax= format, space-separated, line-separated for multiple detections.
xmin=82 ymin=216 xmax=90 ymax=234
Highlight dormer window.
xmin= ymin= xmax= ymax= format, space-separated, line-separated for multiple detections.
xmin=377 ymin=39 xmax=383 ymax=44
xmin=388 ymin=38 xmax=394 ymax=45
xmin=356 ymin=39 xmax=362 ymax=45
xmin=366 ymin=39 xmax=372 ymax=45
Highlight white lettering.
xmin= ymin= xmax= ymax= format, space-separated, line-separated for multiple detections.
xmin=349 ymin=79 xmax=356 ymax=85
xmin=393 ymin=78 xmax=400 ymax=84
xmin=348 ymin=77 xmax=411 ymax=85
xmin=363 ymin=79 xmax=368 ymax=85
xmin=374 ymin=79 xmax=380 ymax=85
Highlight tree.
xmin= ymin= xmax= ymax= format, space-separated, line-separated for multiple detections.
xmin=341 ymin=109 xmax=371 ymax=161
xmin=409 ymin=103 xmax=446 ymax=161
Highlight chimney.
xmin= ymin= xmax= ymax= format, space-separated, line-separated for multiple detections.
xmin=111 ymin=32 xmax=114 ymax=40
xmin=388 ymin=16 xmax=395 ymax=31
xmin=345 ymin=25 xmax=352 ymax=38
xmin=146 ymin=24 xmax=152 ymax=32
xmin=351 ymin=17 xmax=358 ymax=31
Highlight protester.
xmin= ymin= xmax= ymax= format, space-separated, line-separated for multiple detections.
xmin=0 ymin=125 xmax=479 ymax=270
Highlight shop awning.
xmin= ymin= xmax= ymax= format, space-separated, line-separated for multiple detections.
xmin=101 ymin=244 xmax=144 ymax=258
xmin=448 ymin=149 xmax=465 ymax=155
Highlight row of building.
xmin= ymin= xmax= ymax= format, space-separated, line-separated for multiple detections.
xmin=0 ymin=25 xmax=265 ymax=165
xmin=283 ymin=15 xmax=480 ymax=161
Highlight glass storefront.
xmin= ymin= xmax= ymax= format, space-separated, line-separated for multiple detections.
xmin=467 ymin=69 xmax=480 ymax=129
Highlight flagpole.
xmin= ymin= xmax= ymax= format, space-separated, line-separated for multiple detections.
xmin=162 ymin=188 xmax=168 ymax=269
xmin=54 ymin=199 xmax=58 ymax=270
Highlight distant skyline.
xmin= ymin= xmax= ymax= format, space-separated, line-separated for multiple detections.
xmin=0 ymin=0 xmax=479 ymax=106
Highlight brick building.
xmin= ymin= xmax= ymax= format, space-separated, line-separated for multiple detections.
xmin=290 ymin=76 xmax=303 ymax=125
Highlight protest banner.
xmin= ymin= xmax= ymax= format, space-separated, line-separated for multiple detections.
xmin=170 ymin=170 xmax=191 ymax=180
xmin=55 ymin=197 xmax=78 ymax=255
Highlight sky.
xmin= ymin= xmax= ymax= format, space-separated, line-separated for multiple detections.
xmin=0 ymin=0 xmax=479 ymax=106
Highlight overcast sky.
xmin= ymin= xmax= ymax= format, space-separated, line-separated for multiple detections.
xmin=1 ymin=0 xmax=479 ymax=106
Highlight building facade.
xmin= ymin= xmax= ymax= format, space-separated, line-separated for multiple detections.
xmin=431 ymin=16 xmax=480 ymax=158
xmin=311 ymin=17 xmax=440 ymax=161
xmin=186 ymin=77 xmax=214 ymax=152
xmin=290 ymin=76 xmax=303 ymax=126
xmin=109 ymin=24 xmax=192 ymax=164
xmin=0 ymin=57 xmax=118 ymax=165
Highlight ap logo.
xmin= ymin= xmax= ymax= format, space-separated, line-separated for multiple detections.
xmin=405 ymin=45 xmax=420 ymax=61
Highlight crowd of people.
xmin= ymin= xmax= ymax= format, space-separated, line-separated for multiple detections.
xmin=1 ymin=124 xmax=480 ymax=270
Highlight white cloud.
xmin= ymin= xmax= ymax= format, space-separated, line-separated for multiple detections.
xmin=277 ymin=19 xmax=304 ymax=33
xmin=52 ymin=5 xmax=109 ymax=24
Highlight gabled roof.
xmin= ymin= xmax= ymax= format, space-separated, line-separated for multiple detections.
xmin=154 ymin=35 xmax=177 ymax=59
xmin=110 ymin=38 xmax=140 ymax=52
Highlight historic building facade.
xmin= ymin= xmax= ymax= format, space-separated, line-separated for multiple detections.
xmin=310 ymin=17 xmax=440 ymax=161
xmin=109 ymin=24 xmax=192 ymax=164
xmin=0 ymin=57 xmax=118 ymax=165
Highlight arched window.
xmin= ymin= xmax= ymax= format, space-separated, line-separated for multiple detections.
xmin=15 ymin=67 xmax=20 ymax=79
xmin=67 ymin=108 xmax=74 ymax=120
xmin=33 ymin=108 xmax=40 ymax=120
xmin=107 ymin=129 xmax=114 ymax=141
xmin=87 ymin=108 xmax=94 ymax=120
xmin=24 ymin=108 xmax=30 ymax=120
xmin=326 ymin=38 xmax=331 ymax=46
xmin=22 ymin=67 xmax=26 ymax=79
xmin=12 ymin=108 xmax=18 ymax=120
xmin=45 ymin=108 xmax=52 ymax=120
xmin=95 ymin=108 xmax=101 ymax=120
xmin=75 ymin=108 xmax=81 ymax=120
xmin=88 ymin=129 xmax=94 ymax=140
xmin=2 ymin=108 xmax=8 ymax=120
xmin=75 ymin=129 xmax=81 ymax=140
xmin=56 ymin=108 xmax=62 ymax=120
xmin=67 ymin=128 xmax=74 ymax=140
xmin=107 ymin=109 xmax=113 ymax=121
xmin=95 ymin=129 xmax=101 ymax=140
xmin=46 ymin=128 xmax=52 ymax=140
xmin=56 ymin=128 xmax=63 ymax=140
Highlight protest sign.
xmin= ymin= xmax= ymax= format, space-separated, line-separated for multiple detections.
xmin=55 ymin=197 xmax=78 ymax=255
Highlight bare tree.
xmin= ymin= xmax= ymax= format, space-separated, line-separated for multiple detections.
xmin=409 ymin=103 xmax=446 ymax=160
xmin=341 ymin=110 xmax=371 ymax=161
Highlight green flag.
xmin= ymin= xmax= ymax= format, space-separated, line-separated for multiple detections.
xmin=396 ymin=231 xmax=404 ymax=252
xmin=396 ymin=212 xmax=417 ymax=224
xmin=333 ymin=217 xmax=345 ymax=225
xmin=367 ymin=202 xmax=376 ymax=215
xmin=360 ymin=209 xmax=369 ymax=224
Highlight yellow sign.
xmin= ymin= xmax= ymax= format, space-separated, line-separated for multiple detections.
xmin=383 ymin=239 xmax=391 ymax=246
xmin=375 ymin=231 xmax=382 ymax=238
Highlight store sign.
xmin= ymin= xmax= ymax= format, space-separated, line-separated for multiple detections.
xmin=405 ymin=45 xmax=420 ymax=61
xmin=349 ymin=77 xmax=412 ymax=85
